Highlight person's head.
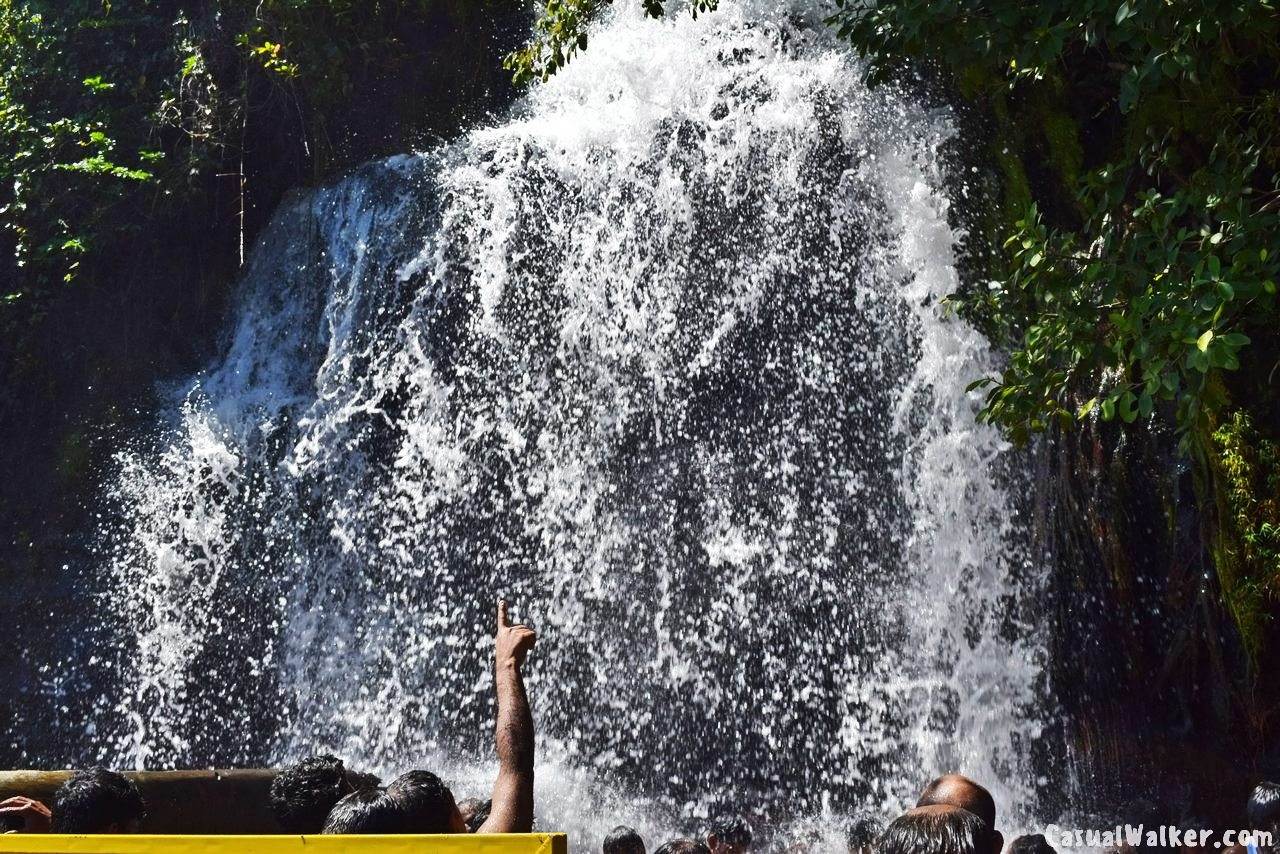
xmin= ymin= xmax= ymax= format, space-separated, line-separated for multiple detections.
xmin=877 ymin=805 xmax=990 ymax=854
xmin=918 ymin=775 xmax=996 ymax=831
xmin=1009 ymin=833 xmax=1057 ymax=854
xmin=321 ymin=788 xmax=405 ymax=834
xmin=706 ymin=815 xmax=752 ymax=853
xmin=385 ymin=770 xmax=465 ymax=834
xmin=654 ymin=840 xmax=710 ymax=854
xmin=50 ymin=768 xmax=146 ymax=834
xmin=269 ymin=755 xmax=365 ymax=834
xmin=917 ymin=775 xmax=1002 ymax=854
xmin=846 ymin=814 xmax=882 ymax=853
xmin=1248 ymin=782 xmax=1280 ymax=831
xmin=457 ymin=798 xmax=491 ymax=834
xmin=605 ymin=824 xmax=647 ymax=854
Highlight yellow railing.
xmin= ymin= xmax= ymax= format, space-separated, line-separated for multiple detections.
xmin=0 ymin=835 xmax=567 ymax=854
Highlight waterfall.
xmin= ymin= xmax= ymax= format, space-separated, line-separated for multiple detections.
xmin=94 ymin=1 xmax=1055 ymax=847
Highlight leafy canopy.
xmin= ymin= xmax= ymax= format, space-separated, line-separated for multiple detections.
xmin=828 ymin=0 xmax=1280 ymax=449
xmin=504 ymin=0 xmax=717 ymax=84
xmin=0 ymin=0 xmax=475 ymax=316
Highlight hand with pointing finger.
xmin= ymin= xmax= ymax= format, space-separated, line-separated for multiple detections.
xmin=480 ymin=598 xmax=537 ymax=834
xmin=495 ymin=599 xmax=536 ymax=669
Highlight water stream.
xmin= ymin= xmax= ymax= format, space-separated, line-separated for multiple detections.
xmin=93 ymin=1 xmax=1055 ymax=847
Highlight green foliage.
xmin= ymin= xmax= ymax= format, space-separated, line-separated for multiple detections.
xmin=237 ymin=1 xmax=451 ymax=108
xmin=829 ymin=0 xmax=1280 ymax=450
xmin=0 ymin=0 xmax=491 ymax=327
xmin=1211 ymin=411 xmax=1280 ymax=663
xmin=238 ymin=32 xmax=302 ymax=79
xmin=0 ymin=1 xmax=237 ymax=308
xmin=0 ymin=0 xmax=166 ymax=295
xmin=504 ymin=0 xmax=604 ymax=85
xmin=504 ymin=0 xmax=717 ymax=84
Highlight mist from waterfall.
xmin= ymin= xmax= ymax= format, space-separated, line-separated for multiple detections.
xmin=92 ymin=1 xmax=1055 ymax=847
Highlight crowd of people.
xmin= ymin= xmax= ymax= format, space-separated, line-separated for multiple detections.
xmin=4 ymin=763 xmax=1279 ymax=854
xmin=2 ymin=600 xmax=1279 ymax=854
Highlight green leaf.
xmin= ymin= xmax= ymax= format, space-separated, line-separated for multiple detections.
xmin=1197 ymin=329 xmax=1214 ymax=351
xmin=1118 ymin=391 xmax=1138 ymax=423
xmin=82 ymin=75 xmax=114 ymax=93
xmin=1138 ymin=391 xmax=1154 ymax=418
xmin=53 ymin=156 xmax=153 ymax=182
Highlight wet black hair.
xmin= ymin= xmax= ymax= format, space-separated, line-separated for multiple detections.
xmin=321 ymin=787 xmax=405 ymax=834
xmin=1249 ymin=782 xmax=1280 ymax=830
xmin=654 ymin=840 xmax=710 ymax=854
xmin=385 ymin=770 xmax=458 ymax=833
xmin=604 ymin=824 xmax=646 ymax=854
xmin=847 ymin=814 xmax=883 ymax=851
xmin=707 ymin=815 xmax=752 ymax=846
xmin=269 ymin=755 xmax=353 ymax=834
xmin=50 ymin=768 xmax=146 ymax=834
xmin=1008 ymin=833 xmax=1057 ymax=854
xmin=878 ymin=808 xmax=988 ymax=854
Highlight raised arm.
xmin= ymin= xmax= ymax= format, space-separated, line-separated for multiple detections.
xmin=476 ymin=599 xmax=537 ymax=834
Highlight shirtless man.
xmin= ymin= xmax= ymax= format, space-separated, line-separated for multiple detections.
xmin=380 ymin=599 xmax=538 ymax=834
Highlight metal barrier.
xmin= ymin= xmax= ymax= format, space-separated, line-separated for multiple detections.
xmin=0 ymin=772 xmax=566 ymax=851
xmin=0 ymin=835 xmax=568 ymax=853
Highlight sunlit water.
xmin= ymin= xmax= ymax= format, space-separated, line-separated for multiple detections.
xmin=91 ymin=1 xmax=1056 ymax=848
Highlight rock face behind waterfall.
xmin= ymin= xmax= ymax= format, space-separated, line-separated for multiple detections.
xmin=56 ymin=3 xmax=1049 ymax=845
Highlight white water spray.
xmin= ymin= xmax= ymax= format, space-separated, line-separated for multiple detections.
xmin=97 ymin=2 xmax=1054 ymax=847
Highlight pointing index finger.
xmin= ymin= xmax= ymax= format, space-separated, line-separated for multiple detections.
xmin=498 ymin=598 xmax=510 ymax=629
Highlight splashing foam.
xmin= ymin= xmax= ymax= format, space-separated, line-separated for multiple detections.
xmin=96 ymin=1 xmax=1053 ymax=847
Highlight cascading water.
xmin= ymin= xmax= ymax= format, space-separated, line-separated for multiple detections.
xmin=93 ymin=1 xmax=1056 ymax=847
